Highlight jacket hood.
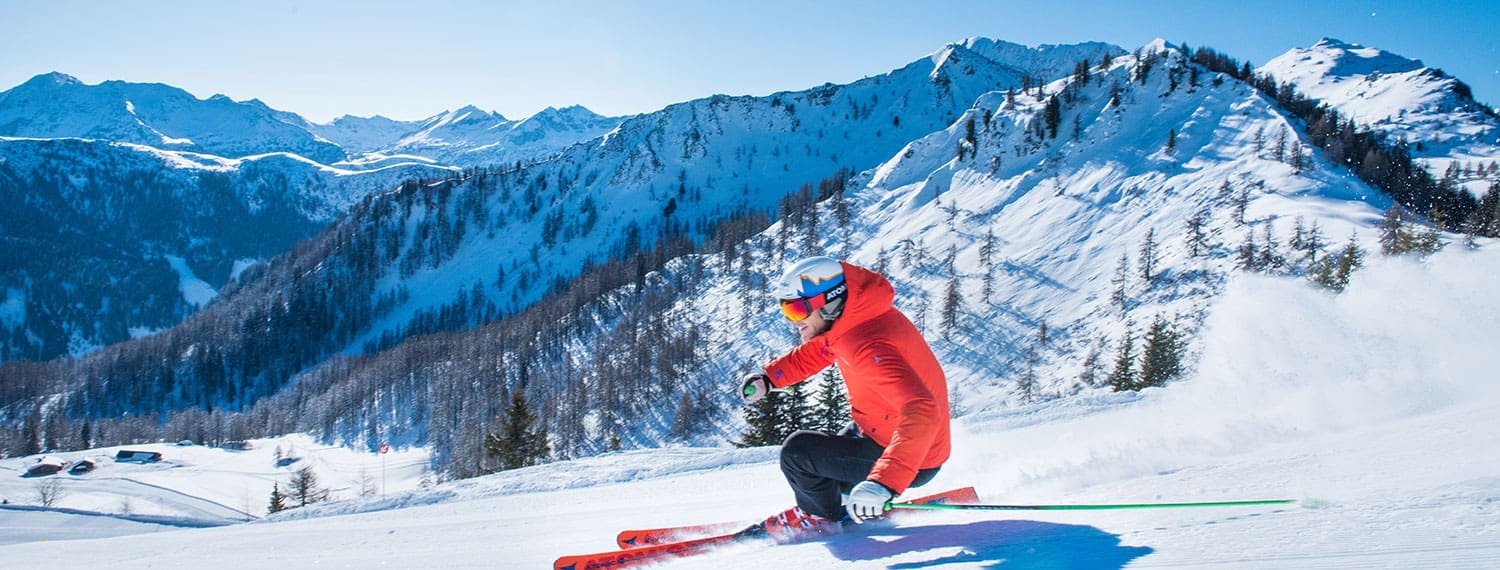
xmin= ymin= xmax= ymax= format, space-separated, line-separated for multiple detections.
xmin=827 ymin=262 xmax=895 ymax=340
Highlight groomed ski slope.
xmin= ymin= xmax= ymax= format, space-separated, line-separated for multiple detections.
xmin=3 ymin=248 xmax=1499 ymax=568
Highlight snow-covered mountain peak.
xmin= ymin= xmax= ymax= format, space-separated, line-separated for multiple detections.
xmin=526 ymin=104 xmax=605 ymax=124
xmin=24 ymin=70 xmax=85 ymax=88
xmin=1287 ymin=38 xmax=1426 ymax=78
xmin=1263 ymin=38 xmax=1491 ymax=122
xmin=954 ymin=37 xmax=1126 ymax=80
xmin=443 ymin=104 xmax=506 ymax=125
xmin=1141 ymin=37 xmax=1175 ymax=54
xmin=1261 ymin=39 xmax=1497 ymax=196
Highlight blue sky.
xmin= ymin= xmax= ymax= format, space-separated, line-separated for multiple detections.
xmin=2 ymin=0 xmax=1495 ymax=123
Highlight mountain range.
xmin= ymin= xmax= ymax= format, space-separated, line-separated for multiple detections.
xmin=0 ymin=39 xmax=1121 ymax=361
xmin=0 ymin=37 xmax=1496 ymax=478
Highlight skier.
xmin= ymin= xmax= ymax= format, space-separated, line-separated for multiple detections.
xmin=739 ymin=255 xmax=951 ymax=539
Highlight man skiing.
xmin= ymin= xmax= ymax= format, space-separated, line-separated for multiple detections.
xmin=739 ymin=255 xmax=951 ymax=539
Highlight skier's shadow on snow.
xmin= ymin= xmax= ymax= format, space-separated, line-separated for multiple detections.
xmin=826 ymin=520 xmax=1153 ymax=569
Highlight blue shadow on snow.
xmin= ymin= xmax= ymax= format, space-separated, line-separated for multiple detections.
xmin=825 ymin=520 xmax=1153 ymax=569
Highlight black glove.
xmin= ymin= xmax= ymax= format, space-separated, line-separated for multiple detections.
xmin=739 ymin=372 xmax=771 ymax=404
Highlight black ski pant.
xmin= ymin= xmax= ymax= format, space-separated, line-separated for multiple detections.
xmin=779 ymin=428 xmax=941 ymax=521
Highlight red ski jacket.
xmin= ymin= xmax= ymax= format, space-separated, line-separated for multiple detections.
xmin=764 ymin=262 xmax=950 ymax=494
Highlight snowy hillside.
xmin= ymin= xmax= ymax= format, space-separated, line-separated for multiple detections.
xmin=0 ymin=135 xmax=458 ymax=360
xmin=0 ymin=74 xmax=609 ymax=360
xmin=649 ymin=40 xmax=1397 ymax=435
xmin=0 ymin=434 xmax=431 ymax=543
xmin=1 ymin=248 xmax=1496 ymax=568
xmin=347 ymin=39 xmax=1127 ymax=349
xmin=1261 ymin=38 xmax=1500 ymax=198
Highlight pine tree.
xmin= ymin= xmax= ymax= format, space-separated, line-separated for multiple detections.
xmin=1044 ymin=95 xmax=1062 ymax=139
xmin=1378 ymin=206 xmax=1446 ymax=258
xmin=1412 ymin=220 xmax=1446 ymax=257
xmin=811 ymin=369 xmax=850 ymax=433
xmin=739 ymin=389 xmax=785 ymax=447
xmin=1311 ymin=232 xmax=1365 ymax=292
xmin=1017 ymin=346 xmax=1039 ymax=404
xmin=671 ymin=390 xmax=709 ymax=440
xmin=268 ymin=482 xmax=287 ymax=514
xmin=1483 ymin=184 xmax=1500 ymax=237
xmin=1301 ymin=219 xmax=1326 ymax=267
xmin=486 ymin=391 xmax=551 ymax=470
xmin=1139 ymin=229 xmax=1159 ymax=284
xmin=941 ymin=273 xmax=963 ymax=340
xmin=1184 ymin=208 xmax=1210 ymax=258
xmin=1110 ymin=251 xmax=1131 ymax=309
xmin=1290 ymin=217 xmax=1307 ymax=252
xmin=740 ymin=384 xmax=813 ymax=447
xmin=288 ymin=465 xmax=329 ymax=508
xmin=1236 ymin=230 xmax=1260 ymax=271
xmin=1233 ymin=184 xmax=1250 ymax=226
xmin=1138 ymin=316 xmax=1183 ymax=389
xmin=1260 ymin=223 xmax=1284 ymax=271
xmin=1078 ymin=338 xmax=1106 ymax=388
xmin=1378 ymin=205 xmax=1407 ymax=255
xmin=783 ymin=381 xmax=815 ymax=433
xmin=979 ymin=230 xmax=998 ymax=302
xmin=1109 ymin=325 xmax=1137 ymax=392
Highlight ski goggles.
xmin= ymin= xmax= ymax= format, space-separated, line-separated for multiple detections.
xmin=778 ymin=282 xmax=847 ymax=322
xmin=779 ymin=295 xmax=828 ymax=322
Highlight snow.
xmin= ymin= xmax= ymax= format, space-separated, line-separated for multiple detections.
xmin=229 ymin=258 xmax=260 ymax=282
xmin=2 ymin=249 xmax=1498 ymax=567
xmin=163 ymin=255 xmax=217 ymax=308
xmin=0 ymin=288 xmax=22 ymax=328
xmin=0 ymin=435 xmax=431 ymax=528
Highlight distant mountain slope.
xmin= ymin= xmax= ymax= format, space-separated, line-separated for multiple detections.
xmin=307 ymin=114 xmax=424 ymax=154
xmin=0 ymin=73 xmax=626 ymax=171
xmin=0 ymin=137 xmax=455 ymax=360
xmin=0 ymin=74 xmax=615 ymax=361
xmin=380 ymin=104 xmax=622 ymax=167
xmin=0 ymin=73 xmax=346 ymax=163
xmin=1261 ymin=38 xmax=1500 ymax=198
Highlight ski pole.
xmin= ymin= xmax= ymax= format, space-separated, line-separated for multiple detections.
xmin=889 ymin=498 xmax=1297 ymax=511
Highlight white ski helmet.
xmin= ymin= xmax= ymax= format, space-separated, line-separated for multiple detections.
xmin=773 ymin=256 xmax=845 ymax=299
xmin=772 ymin=256 xmax=849 ymax=321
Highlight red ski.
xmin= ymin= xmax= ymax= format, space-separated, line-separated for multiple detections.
xmin=554 ymin=486 xmax=980 ymax=569
xmin=555 ymin=531 xmax=750 ymax=570
xmin=615 ymin=485 xmax=979 ymax=548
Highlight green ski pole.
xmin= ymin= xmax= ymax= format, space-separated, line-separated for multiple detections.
xmin=890 ymin=498 xmax=1297 ymax=511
